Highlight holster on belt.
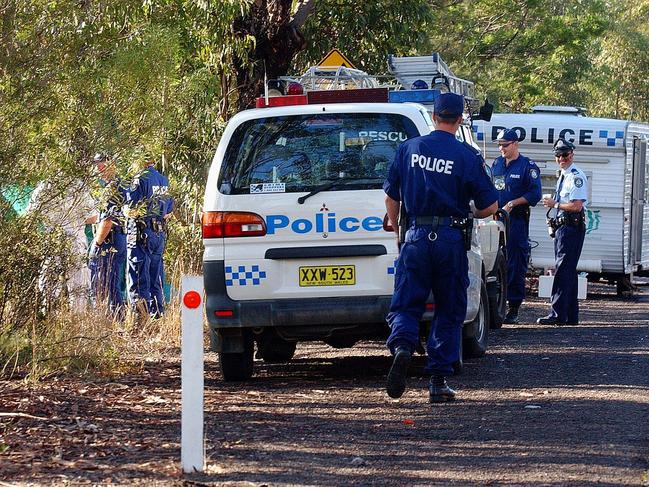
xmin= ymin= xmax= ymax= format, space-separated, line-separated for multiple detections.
xmin=135 ymin=219 xmax=148 ymax=246
xmin=559 ymin=211 xmax=585 ymax=229
xmin=509 ymin=205 xmax=530 ymax=223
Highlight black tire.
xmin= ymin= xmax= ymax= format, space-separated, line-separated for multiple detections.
xmin=488 ymin=250 xmax=507 ymax=329
xmin=220 ymin=330 xmax=254 ymax=381
xmin=258 ymin=339 xmax=297 ymax=364
xmin=463 ymin=281 xmax=489 ymax=359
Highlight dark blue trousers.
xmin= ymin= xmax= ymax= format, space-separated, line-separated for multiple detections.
xmin=386 ymin=226 xmax=469 ymax=377
xmin=89 ymin=233 xmax=126 ymax=313
xmin=550 ymin=224 xmax=585 ymax=323
xmin=127 ymin=228 xmax=166 ymax=317
xmin=507 ymin=216 xmax=530 ymax=307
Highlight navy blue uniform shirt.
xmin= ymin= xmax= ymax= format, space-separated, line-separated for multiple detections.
xmin=384 ymin=131 xmax=497 ymax=217
xmin=127 ymin=165 xmax=174 ymax=221
xmin=491 ymin=155 xmax=542 ymax=208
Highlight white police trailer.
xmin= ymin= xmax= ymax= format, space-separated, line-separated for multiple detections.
xmin=473 ymin=106 xmax=649 ymax=293
xmin=202 ymin=54 xmax=507 ymax=381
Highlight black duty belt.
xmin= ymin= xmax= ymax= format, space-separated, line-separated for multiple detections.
xmin=557 ymin=211 xmax=585 ymax=227
xmin=509 ymin=205 xmax=530 ymax=219
xmin=410 ymin=215 xmax=469 ymax=229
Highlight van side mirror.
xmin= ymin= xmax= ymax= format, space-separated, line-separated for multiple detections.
xmin=472 ymin=98 xmax=494 ymax=122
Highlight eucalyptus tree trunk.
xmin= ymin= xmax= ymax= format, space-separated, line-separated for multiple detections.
xmin=232 ymin=0 xmax=315 ymax=110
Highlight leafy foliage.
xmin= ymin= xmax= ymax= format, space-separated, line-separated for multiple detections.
xmin=0 ymin=0 xmax=648 ymax=376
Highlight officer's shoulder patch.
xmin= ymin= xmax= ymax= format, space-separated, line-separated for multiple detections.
xmin=530 ymin=169 xmax=539 ymax=179
xmin=574 ymin=177 xmax=584 ymax=188
xmin=130 ymin=177 xmax=140 ymax=190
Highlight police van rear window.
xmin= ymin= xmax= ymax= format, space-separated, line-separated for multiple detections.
xmin=218 ymin=113 xmax=419 ymax=194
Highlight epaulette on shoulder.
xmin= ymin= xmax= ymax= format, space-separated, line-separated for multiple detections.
xmin=570 ymin=167 xmax=579 ymax=174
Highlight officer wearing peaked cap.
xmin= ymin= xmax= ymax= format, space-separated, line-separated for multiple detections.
xmin=492 ymin=128 xmax=542 ymax=325
xmin=538 ymin=138 xmax=588 ymax=326
xmin=383 ymin=92 xmax=498 ymax=403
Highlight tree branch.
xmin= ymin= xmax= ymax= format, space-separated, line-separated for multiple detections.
xmin=290 ymin=0 xmax=317 ymax=29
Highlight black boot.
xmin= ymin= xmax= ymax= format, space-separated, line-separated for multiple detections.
xmin=503 ymin=306 xmax=519 ymax=324
xmin=429 ymin=375 xmax=456 ymax=403
xmin=537 ymin=314 xmax=560 ymax=325
xmin=386 ymin=347 xmax=412 ymax=399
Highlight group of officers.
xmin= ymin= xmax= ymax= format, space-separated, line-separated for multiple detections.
xmin=89 ymin=153 xmax=173 ymax=322
xmin=384 ymin=92 xmax=589 ymax=403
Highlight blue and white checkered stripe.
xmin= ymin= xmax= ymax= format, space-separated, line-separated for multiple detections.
xmin=471 ymin=124 xmax=485 ymax=142
xmin=225 ymin=265 xmax=267 ymax=286
xmin=387 ymin=259 xmax=398 ymax=276
xmin=599 ymin=130 xmax=624 ymax=147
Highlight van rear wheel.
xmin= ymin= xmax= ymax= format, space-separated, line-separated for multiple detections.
xmin=463 ymin=281 xmax=489 ymax=359
xmin=220 ymin=331 xmax=254 ymax=381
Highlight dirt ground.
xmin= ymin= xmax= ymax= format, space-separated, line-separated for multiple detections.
xmin=2 ymin=283 xmax=649 ymax=486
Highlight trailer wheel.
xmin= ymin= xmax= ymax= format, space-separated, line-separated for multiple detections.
xmin=488 ymin=249 xmax=507 ymax=329
xmin=463 ymin=281 xmax=489 ymax=359
xmin=220 ymin=330 xmax=254 ymax=381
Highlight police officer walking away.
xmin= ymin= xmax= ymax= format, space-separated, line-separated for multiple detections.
xmin=126 ymin=153 xmax=173 ymax=320
xmin=492 ymin=129 xmax=542 ymax=324
xmin=89 ymin=153 xmax=128 ymax=318
xmin=383 ymin=93 xmax=498 ymax=403
xmin=538 ymin=139 xmax=588 ymax=325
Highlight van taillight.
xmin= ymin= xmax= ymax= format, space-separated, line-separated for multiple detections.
xmin=202 ymin=212 xmax=267 ymax=238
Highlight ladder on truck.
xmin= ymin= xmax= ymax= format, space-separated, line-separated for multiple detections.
xmin=388 ymin=53 xmax=475 ymax=99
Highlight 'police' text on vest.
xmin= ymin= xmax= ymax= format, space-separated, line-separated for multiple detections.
xmin=411 ymin=154 xmax=454 ymax=174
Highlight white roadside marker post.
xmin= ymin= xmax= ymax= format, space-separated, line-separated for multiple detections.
xmin=181 ymin=275 xmax=205 ymax=473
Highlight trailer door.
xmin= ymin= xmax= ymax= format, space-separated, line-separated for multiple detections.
xmin=630 ymin=138 xmax=647 ymax=265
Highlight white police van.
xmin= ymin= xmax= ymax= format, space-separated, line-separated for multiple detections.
xmin=203 ymin=56 xmax=507 ymax=380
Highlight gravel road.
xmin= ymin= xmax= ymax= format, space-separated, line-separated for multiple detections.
xmin=2 ymin=284 xmax=648 ymax=486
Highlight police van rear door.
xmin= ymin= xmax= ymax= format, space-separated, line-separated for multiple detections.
xmin=207 ymin=104 xmax=428 ymax=301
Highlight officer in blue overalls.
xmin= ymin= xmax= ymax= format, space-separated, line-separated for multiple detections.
xmin=383 ymin=93 xmax=498 ymax=403
xmin=491 ymin=129 xmax=542 ymax=324
xmin=538 ymin=139 xmax=588 ymax=325
xmin=126 ymin=154 xmax=173 ymax=320
xmin=88 ymin=153 xmax=127 ymax=319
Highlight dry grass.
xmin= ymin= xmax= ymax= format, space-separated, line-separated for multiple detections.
xmin=1 ymin=297 xmax=181 ymax=381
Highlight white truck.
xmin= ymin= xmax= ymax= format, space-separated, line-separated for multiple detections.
xmin=202 ymin=55 xmax=507 ymax=381
xmin=473 ymin=106 xmax=649 ymax=293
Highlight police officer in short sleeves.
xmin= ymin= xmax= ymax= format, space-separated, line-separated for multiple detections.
xmin=492 ymin=129 xmax=542 ymax=324
xmin=538 ymin=139 xmax=588 ymax=325
xmin=383 ymin=93 xmax=498 ymax=403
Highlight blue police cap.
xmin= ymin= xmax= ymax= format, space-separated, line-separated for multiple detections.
xmin=434 ymin=93 xmax=464 ymax=120
xmin=553 ymin=138 xmax=575 ymax=155
xmin=495 ymin=128 xmax=519 ymax=143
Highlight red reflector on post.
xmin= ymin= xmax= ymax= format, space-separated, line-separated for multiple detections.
xmin=183 ymin=290 xmax=202 ymax=309
xmin=255 ymin=94 xmax=308 ymax=108
xmin=202 ymin=211 xmax=267 ymax=238
xmin=426 ymin=303 xmax=435 ymax=311
xmin=214 ymin=310 xmax=234 ymax=318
